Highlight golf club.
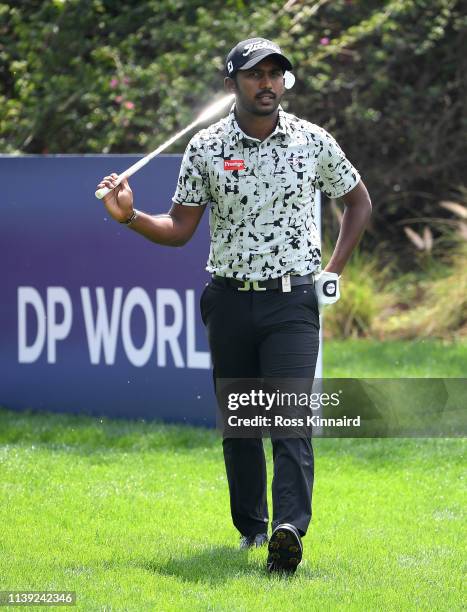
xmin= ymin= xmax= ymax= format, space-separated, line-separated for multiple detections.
xmin=94 ymin=93 xmax=235 ymax=200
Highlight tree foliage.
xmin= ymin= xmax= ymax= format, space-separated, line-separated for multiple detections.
xmin=1 ymin=0 xmax=465 ymax=251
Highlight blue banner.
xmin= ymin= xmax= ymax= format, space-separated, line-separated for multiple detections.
xmin=1 ymin=155 xmax=216 ymax=425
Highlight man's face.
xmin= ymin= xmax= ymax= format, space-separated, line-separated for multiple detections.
xmin=225 ymin=57 xmax=285 ymax=116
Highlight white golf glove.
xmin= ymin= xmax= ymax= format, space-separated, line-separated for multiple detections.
xmin=315 ymin=271 xmax=340 ymax=314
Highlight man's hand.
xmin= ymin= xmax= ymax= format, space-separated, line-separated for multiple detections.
xmin=315 ymin=271 xmax=340 ymax=314
xmin=96 ymin=173 xmax=134 ymax=222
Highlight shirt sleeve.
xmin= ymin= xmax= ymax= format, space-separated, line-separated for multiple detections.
xmin=315 ymin=128 xmax=361 ymax=198
xmin=172 ymin=133 xmax=212 ymax=207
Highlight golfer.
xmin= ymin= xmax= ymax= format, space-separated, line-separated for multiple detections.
xmin=97 ymin=37 xmax=372 ymax=574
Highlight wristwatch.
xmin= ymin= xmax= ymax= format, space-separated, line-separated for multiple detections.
xmin=120 ymin=209 xmax=138 ymax=226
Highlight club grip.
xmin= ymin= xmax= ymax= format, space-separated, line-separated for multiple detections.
xmin=95 ymin=186 xmax=111 ymax=200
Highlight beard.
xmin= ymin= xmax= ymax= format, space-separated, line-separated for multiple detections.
xmin=236 ymin=89 xmax=283 ymax=116
xmin=250 ymin=105 xmax=279 ymax=116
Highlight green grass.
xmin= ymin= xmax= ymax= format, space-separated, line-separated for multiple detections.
xmin=0 ymin=407 xmax=464 ymax=611
xmin=1 ymin=340 xmax=465 ymax=610
xmin=324 ymin=339 xmax=467 ymax=377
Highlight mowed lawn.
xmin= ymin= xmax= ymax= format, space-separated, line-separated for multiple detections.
xmin=0 ymin=340 xmax=465 ymax=611
xmin=324 ymin=338 xmax=467 ymax=377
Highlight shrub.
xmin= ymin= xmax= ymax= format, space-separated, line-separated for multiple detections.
xmin=377 ymin=242 xmax=467 ymax=339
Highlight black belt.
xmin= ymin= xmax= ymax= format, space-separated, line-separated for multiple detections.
xmin=212 ymin=273 xmax=315 ymax=292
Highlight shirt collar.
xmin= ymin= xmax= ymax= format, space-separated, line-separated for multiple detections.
xmin=225 ymin=104 xmax=292 ymax=145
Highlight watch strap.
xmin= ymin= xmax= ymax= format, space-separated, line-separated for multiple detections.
xmin=120 ymin=209 xmax=138 ymax=226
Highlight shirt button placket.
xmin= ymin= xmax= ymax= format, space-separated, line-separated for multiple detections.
xmin=257 ymin=142 xmax=264 ymax=203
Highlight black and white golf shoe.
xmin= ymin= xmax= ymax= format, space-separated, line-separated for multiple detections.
xmin=267 ymin=523 xmax=303 ymax=574
xmin=239 ymin=533 xmax=269 ymax=550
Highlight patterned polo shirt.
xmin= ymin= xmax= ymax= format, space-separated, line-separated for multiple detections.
xmin=172 ymin=105 xmax=360 ymax=281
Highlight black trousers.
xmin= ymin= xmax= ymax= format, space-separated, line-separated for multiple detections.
xmin=200 ymin=279 xmax=320 ymax=537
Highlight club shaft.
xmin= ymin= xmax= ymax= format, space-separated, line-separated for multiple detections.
xmin=94 ymin=118 xmax=199 ymax=199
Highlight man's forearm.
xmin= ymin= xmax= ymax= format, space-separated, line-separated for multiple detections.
xmin=325 ymin=192 xmax=372 ymax=275
xmin=128 ymin=210 xmax=185 ymax=246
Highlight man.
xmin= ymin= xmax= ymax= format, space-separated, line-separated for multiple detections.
xmin=97 ymin=37 xmax=372 ymax=574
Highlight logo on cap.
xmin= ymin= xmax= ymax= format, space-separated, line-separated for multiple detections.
xmin=242 ymin=40 xmax=280 ymax=57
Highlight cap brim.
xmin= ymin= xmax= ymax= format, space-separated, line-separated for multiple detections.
xmin=240 ymin=51 xmax=293 ymax=72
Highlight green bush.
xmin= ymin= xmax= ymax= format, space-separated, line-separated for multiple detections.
xmin=0 ymin=0 xmax=464 ymax=258
xmin=377 ymin=242 xmax=467 ymax=339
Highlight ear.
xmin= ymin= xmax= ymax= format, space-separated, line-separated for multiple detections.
xmin=224 ymin=76 xmax=236 ymax=94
